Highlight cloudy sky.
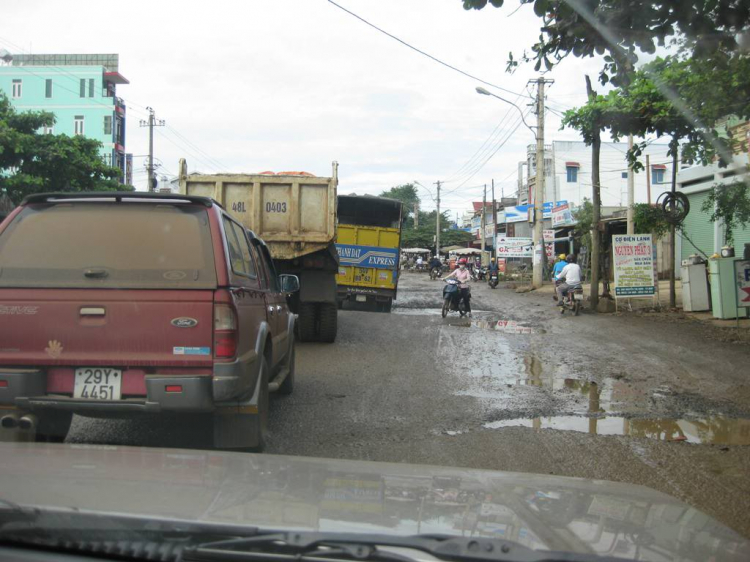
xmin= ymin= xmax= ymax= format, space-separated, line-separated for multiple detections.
xmin=2 ymin=0 xmax=613 ymax=217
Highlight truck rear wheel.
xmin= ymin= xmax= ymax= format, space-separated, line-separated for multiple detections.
xmin=377 ymin=299 xmax=392 ymax=313
xmin=298 ymin=303 xmax=318 ymax=342
xmin=318 ymin=303 xmax=338 ymax=343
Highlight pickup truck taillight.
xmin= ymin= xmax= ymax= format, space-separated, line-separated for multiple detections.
xmin=213 ymin=304 xmax=237 ymax=360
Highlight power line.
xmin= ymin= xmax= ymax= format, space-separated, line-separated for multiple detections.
xmin=154 ymin=129 xmax=221 ymax=174
xmin=443 ymin=92 xmax=525 ymax=184
xmin=449 ymin=110 xmax=529 ymax=191
xmin=327 ymin=0 xmax=530 ymax=99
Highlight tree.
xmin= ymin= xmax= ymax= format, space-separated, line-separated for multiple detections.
xmin=461 ymin=1 xmax=749 ymax=87
xmin=380 ymin=184 xmax=420 ymax=220
xmin=0 ymin=92 xmax=126 ymax=204
xmin=701 ymin=179 xmax=750 ymax=247
xmin=401 ymin=210 xmax=473 ymax=249
xmin=561 ymin=76 xmax=605 ymax=310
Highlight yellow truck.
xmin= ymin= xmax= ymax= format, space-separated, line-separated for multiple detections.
xmin=335 ymin=195 xmax=402 ymax=313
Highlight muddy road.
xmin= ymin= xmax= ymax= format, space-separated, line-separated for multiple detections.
xmin=69 ymin=273 xmax=750 ymax=537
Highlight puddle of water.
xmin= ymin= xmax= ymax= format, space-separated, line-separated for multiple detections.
xmin=451 ymin=319 xmax=536 ymax=334
xmin=392 ymin=308 xmax=493 ymax=316
xmin=484 ymin=415 xmax=750 ymax=445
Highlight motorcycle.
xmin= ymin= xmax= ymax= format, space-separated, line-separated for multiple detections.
xmin=475 ymin=267 xmax=486 ymax=281
xmin=559 ymin=285 xmax=584 ymax=316
xmin=429 ymin=266 xmax=443 ymax=280
xmin=488 ymin=271 xmax=499 ymax=289
xmin=441 ymin=278 xmax=469 ymax=318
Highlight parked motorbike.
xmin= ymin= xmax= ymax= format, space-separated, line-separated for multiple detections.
xmin=559 ymin=285 xmax=584 ymax=316
xmin=488 ymin=271 xmax=499 ymax=289
xmin=441 ymin=279 xmax=469 ymax=318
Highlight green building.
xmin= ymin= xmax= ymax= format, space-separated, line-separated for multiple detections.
xmin=677 ymin=152 xmax=750 ymax=264
xmin=0 ymin=53 xmax=130 ymax=183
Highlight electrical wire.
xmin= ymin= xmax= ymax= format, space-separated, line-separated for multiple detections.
xmin=443 ymin=92 xmax=525 ymax=185
xmin=327 ymin=0 xmax=530 ymax=99
xmin=450 ymin=110 xmax=529 ymax=191
xmin=444 ymin=110 xmax=526 ymax=188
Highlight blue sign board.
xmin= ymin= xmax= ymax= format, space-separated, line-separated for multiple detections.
xmin=335 ymin=244 xmax=399 ymax=270
xmin=505 ymin=201 xmax=567 ymax=223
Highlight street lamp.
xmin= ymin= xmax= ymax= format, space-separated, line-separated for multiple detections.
xmin=475 ymin=86 xmax=536 ymax=137
xmin=475 ymin=83 xmax=546 ymax=288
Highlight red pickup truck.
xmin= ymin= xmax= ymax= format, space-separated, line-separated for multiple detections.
xmin=0 ymin=192 xmax=298 ymax=451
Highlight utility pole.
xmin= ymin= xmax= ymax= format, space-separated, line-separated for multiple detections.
xmin=645 ymin=154 xmax=652 ymax=205
xmin=531 ymin=77 xmax=553 ymax=288
xmin=492 ymin=179 xmax=497 ymax=260
xmin=627 ymin=134 xmax=635 ymax=234
xmin=414 ymin=201 xmax=419 ymax=229
xmin=481 ymin=184 xmax=487 ymax=253
xmin=435 ymin=181 xmax=441 ymax=257
xmin=139 ymin=107 xmax=165 ymax=192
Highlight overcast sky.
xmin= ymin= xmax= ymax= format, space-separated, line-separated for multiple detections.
xmin=3 ymin=0 xmax=615 ymax=217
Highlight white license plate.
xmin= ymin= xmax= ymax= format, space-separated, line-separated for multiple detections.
xmin=574 ymin=293 xmax=584 ymax=301
xmin=74 ymin=368 xmax=122 ymax=400
xmin=355 ymin=295 xmax=367 ymax=302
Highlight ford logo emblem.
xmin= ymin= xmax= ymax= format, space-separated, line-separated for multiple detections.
xmin=171 ymin=317 xmax=198 ymax=328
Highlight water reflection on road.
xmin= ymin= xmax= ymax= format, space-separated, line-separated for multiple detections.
xmin=484 ymin=414 xmax=750 ymax=445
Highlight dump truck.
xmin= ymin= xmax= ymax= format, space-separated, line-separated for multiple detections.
xmin=178 ymin=159 xmax=339 ymax=342
xmin=335 ymin=195 xmax=403 ymax=312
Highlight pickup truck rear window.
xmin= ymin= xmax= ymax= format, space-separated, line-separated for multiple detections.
xmin=0 ymin=202 xmax=217 ymax=289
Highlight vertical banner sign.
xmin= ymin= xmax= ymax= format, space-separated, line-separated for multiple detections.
xmin=735 ymin=260 xmax=750 ymax=308
xmin=125 ymin=153 xmax=133 ymax=186
xmin=543 ymin=230 xmax=555 ymax=261
xmin=613 ymin=234 xmax=655 ymax=297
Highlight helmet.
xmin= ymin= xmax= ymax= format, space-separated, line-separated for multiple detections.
xmin=565 ymin=254 xmax=576 ymax=263
xmin=458 ymin=258 xmax=468 ymax=265
xmin=558 ymin=254 xmax=566 ymax=260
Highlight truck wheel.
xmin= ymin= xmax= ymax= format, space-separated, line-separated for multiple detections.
xmin=298 ymin=303 xmax=318 ymax=342
xmin=278 ymin=339 xmax=296 ymax=395
xmin=36 ymin=411 xmax=73 ymax=443
xmin=377 ymin=299 xmax=392 ymax=313
xmin=318 ymin=303 xmax=338 ymax=343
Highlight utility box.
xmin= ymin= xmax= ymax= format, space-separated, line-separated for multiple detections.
xmin=708 ymin=258 xmax=744 ymax=319
xmin=681 ymin=263 xmax=710 ymax=312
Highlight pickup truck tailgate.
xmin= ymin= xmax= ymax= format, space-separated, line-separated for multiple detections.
xmin=0 ymin=289 xmax=215 ymax=367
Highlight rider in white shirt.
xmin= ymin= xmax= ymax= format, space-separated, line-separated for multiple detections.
xmin=556 ymin=254 xmax=582 ymax=305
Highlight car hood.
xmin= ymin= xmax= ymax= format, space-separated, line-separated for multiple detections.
xmin=0 ymin=442 xmax=746 ymax=561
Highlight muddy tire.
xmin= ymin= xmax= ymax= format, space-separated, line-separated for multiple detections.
xmin=318 ymin=303 xmax=338 ymax=343
xmin=377 ymin=299 xmax=392 ymax=313
xmin=442 ymin=298 xmax=450 ymax=318
xmin=278 ymin=339 xmax=295 ymax=395
xmin=213 ymin=356 xmax=269 ymax=452
xmin=36 ymin=411 xmax=73 ymax=443
xmin=298 ymin=303 xmax=318 ymax=342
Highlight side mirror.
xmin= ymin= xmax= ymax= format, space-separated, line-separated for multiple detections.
xmin=279 ymin=274 xmax=300 ymax=293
